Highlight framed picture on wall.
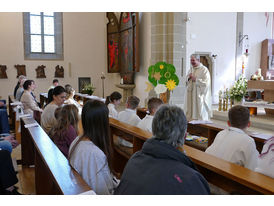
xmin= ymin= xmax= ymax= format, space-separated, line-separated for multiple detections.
xmin=78 ymin=77 xmax=91 ymax=93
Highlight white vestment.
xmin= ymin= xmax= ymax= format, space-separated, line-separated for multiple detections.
xmin=108 ymin=103 xmax=118 ymax=119
xmin=137 ymin=114 xmax=154 ymax=133
xmin=117 ymin=108 xmax=141 ymax=147
xmin=205 ymin=127 xmax=259 ymax=171
xmin=255 ymin=137 xmax=274 ymax=178
xmin=185 ymin=63 xmax=212 ymax=121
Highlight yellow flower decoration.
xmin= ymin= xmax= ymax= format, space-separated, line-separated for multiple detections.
xmin=145 ymin=81 xmax=154 ymax=92
xmin=165 ymin=79 xmax=176 ymax=91
xmin=159 ymin=64 xmax=164 ymax=70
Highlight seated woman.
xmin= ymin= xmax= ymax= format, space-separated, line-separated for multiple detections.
xmin=0 ymin=150 xmax=21 ymax=194
xmin=41 ymin=86 xmax=66 ymax=134
xmin=64 ymin=84 xmax=82 ymax=114
xmin=255 ymin=136 xmax=274 ymax=178
xmin=69 ymin=100 xmax=118 ymax=195
xmin=15 ymin=77 xmax=27 ymax=101
xmin=50 ymin=104 xmax=79 ymax=158
xmin=105 ymin=91 xmax=122 ymax=119
xmin=20 ymin=80 xmax=43 ymax=117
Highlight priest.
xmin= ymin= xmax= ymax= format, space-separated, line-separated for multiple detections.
xmin=185 ymin=54 xmax=212 ymax=121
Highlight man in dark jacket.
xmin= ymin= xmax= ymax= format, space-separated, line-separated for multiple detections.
xmin=114 ymin=105 xmax=210 ymax=195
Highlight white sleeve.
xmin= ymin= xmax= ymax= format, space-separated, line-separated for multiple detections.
xmin=245 ymin=140 xmax=259 ymax=171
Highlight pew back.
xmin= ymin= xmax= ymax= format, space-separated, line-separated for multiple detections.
xmin=21 ymin=117 xmax=91 ymax=195
xmin=109 ymin=117 xmax=274 ymax=194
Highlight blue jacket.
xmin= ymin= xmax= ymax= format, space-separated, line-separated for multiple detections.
xmin=114 ymin=138 xmax=210 ymax=195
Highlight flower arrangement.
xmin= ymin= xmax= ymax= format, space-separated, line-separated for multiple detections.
xmin=229 ymin=75 xmax=247 ymax=102
xmin=146 ymin=61 xmax=179 ymax=94
xmin=81 ymin=83 xmax=95 ymax=95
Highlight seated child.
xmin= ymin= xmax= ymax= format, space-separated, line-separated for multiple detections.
xmin=105 ymin=91 xmax=122 ymax=119
xmin=137 ymin=97 xmax=163 ymax=133
xmin=205 ymin=105 xmax=259 ymax=171
xmin=50 ymin=104 xmax=79 ymax=158
xmin=118 ymin=96 xmax=141 ymax=147
xmin=255 ymin=136 xmax=274 ymax=178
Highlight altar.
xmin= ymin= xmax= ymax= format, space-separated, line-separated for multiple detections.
xmin=247 ymin=80 xmax=274 ymax=115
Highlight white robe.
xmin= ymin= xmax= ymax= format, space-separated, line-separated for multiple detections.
xmin=185 ymin=63 xmax=212 ymax=121
xmin=117 ymin=108 xmax=141 ymax=147
xmin=205 ymin=127 xmax=259 ymax=171
xmin=255 ymin=137 xmax=274 ymax=178
xmin=108 ymin=103 xmax=118 ymax=119
xmin=137 ymin=114 xmax=154 ymax=133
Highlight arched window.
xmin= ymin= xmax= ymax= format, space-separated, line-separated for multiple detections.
xmin=23 ymin=12 xmax=63 ymax=60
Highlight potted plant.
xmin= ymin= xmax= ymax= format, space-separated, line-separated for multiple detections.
xmin=81 ymin=83 xmax=95 ymax=95
xmin=229 ymin=75 xmax=247 ymax=105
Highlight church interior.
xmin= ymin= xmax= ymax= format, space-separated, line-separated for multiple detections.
xmin=1 ymin=9 xmax=274 ymax=197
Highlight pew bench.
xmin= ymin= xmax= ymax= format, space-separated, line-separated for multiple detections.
xmin=109 ymin=117 xmax=274 ymax=194
xmin=20 ymin=116 xmax=91 ymax=195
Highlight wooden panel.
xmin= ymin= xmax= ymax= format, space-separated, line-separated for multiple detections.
xmin=109 ymin=118 xmax=274 ymax=194
xmin=21 ymin=118 xmax=35 ymax=166
xmin=20 ymin=117 xmax=92 ymax=195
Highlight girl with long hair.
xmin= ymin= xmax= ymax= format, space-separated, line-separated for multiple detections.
xmin=69 ymin=100 xmax=118 ymax=194
xmin=50 ymin=104 xmax=79 ymax=158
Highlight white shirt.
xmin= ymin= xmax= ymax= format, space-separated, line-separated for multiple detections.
xmin=118 ymin=108 xmax=141 ymax=147
xmin=64 ymin=98 xmax=82 ymax=114
xmin=69 ymin=136 xmax=118 ymax=195
xmin=137 ymin=114 xmax=154 ymax=133
xmin=205 ymin=127 xmax=259 ymax=171
xmin=108 ymin=103 xmax=118 ymax=119
xmin=255 ymin=137 xmax=274 ymax=178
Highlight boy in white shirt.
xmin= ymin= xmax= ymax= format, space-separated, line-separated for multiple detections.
xmin=118 ymin=96 xmax=141 ymax=147
xmin=205 ymin=105 xmax=259 ymax=171
xmin=137 ymin=97 xmax=163 ymax=133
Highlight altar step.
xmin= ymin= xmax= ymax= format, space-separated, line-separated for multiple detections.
xmin=212 ymin=109 xmax=274 ymax=135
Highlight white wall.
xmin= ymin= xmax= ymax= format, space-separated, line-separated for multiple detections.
xmin=186 ymin=12 xmax=237 ymax=103
xmin=0 ymin=12 xmax=122 ymax=101
xmin=243 ymin=12 xmax=272 ymax=78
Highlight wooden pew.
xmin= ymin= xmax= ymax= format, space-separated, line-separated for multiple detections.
xmin=20 ymin=117 xmax=91 ymax=195
xmin=8 ymin=95 xmax=22 ymax=143
xmin=8 ymin=95 xmax=16 ymax=129
xmin=109 ymin=117 xmax=274 ymax=194
xmin=187 ymin=122 xmax=269 ymax=153
xmin=136 ymin=108 xmax=268 ymax=152
xmin=39 ymin=93 xmax=48 ymax=109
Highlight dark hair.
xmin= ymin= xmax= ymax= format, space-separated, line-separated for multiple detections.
xmin=51 ymin=104 xmax=79 ymax=142
xmin=53 ymin=86 xmax=66 ymax=96
xmin=152 ymin=105 xmax=187 ymax=147
xmin=228 ymin=105 xmax=250 ymax=129
xmin=69 ymin=100 xmax=113 ymax=171
xmin=23 ymin=80 xmax=34 ymax=90
xmin=47 ymin=89 xmax=54 ymax=105
xmin=127 ymin=95 xmax=140 ymax=109
xmin=148 ymin=97 xmax=164 ymax=114
xmin=105 ymin=91 xmax=122 ymax=106
xmin=53 ymin=79 xmax=59 ymax=84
